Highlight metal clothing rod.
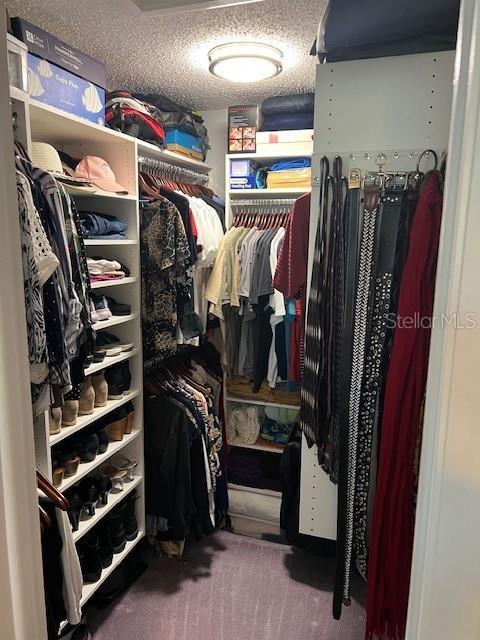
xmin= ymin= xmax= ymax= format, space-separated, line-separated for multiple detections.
xmin=231 ymin=198 xmax=296 ymax=207
xmin=138 ymin=155 xmax=209 ymax=185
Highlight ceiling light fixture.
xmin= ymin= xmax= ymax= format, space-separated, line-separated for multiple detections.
xmin=208 ymin=42 xmax=283 ymax=83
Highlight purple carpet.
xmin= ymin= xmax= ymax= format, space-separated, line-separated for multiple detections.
xmin=88 ymin=531 xmax=365 ymax=640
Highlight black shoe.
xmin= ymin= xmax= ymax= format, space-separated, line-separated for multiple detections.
xmin=96 ymin=474 xmax=112 ymax=505
xmin=78 ymin=533 xmax=102 ymax=583
xmin=105 ymin=365 xmax=124 ymax=400
xmin=72 ymin=433 xmax=100 ymax=462
xmin=78 ymin=476 xmax=99 ymax=516
xmin=65 ymin=489 xmax=84 ymax=531
xmin=71 ymin=623 xmax=92 ymax=640
xmin=121 ymin=491 xmax=139 ymax=541
xmin=106 ymin=508 xmax=126 ymax=553
xmin=96 ymin=425 xmax=110 ymax=454
xmin=97 ymin=524 xmax=114 ymax=568
xmin=105 ymin=296 xmax=131 ymax=316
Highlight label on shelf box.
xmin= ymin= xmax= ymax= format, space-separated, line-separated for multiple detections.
xmin=230 ymin=176 xmax=257 ymax=189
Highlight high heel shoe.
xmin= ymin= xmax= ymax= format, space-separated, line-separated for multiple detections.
xmin=78 ymin=476 xmax=99 ymax=517
xmin=92 ymin=371 xmax=108 ymax=407
xmin=65 ymin=490 xmax=84 ymax=531
xmin=105 ymin=408 xmax=127 ymax=441
xmin=109 ymin=455 xmax=138 ymax=482
xmin=52 ymin=455 xmax=65 ymax=488
xmin=100 ymin=464 xmax=129 ymax=492
xmin=49 ymin=407 xmax=62 ymax=435
xmin=96 ymin=474 xmax=112 ymax=505
xmin=61 ymin=400 xmax=79 ymax=427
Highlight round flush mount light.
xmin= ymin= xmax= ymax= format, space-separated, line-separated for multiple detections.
xmin=208 ymin=42 xmax=283 ymax=83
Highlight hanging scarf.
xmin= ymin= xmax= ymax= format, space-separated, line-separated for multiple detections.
xmin=365 ymin=172 xmax=444 ymax=639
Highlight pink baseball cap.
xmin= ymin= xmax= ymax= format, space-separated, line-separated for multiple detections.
xmin=74 ymin=156 xmax=129 ymax=194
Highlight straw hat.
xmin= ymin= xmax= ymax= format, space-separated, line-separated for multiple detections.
xmin=31 ymin=142 xmax=97 ymax=192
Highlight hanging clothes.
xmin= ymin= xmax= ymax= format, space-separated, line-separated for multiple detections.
xmin=365 ymin=172 xmax=444 ymax=640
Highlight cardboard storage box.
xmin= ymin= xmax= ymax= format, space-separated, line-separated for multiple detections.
xmin=256 ymin=129 xmax=314 ymax=156
xmin=165 ymin=129 xmax=204 ymax=160
xmin=27 ymin=52 xmax=105 ymax=125
xmin=12 ymin=17 xmax=106 ymax=88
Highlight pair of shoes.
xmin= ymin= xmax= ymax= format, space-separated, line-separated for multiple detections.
xmin=101 ymin=455 xmax=138 ymax=489
xmin=66 ymin=474 xmax=113 ymax=531
xmin=103 ymin=402 xmax=135 ymax=441
xmin=77 ymin=492 xmax=138 ymax=582
xmin=78 ymin=372 xmax=108 ymax=415
xmin=95 ymin=331 xmax=134 ymax=358
xmin=105 ymin=296 xmax=131 ymax=317
xmin=105 ymin=362 xmax=131 ymax=400
xmin=51 ymin=451 xmax=81 ymax=487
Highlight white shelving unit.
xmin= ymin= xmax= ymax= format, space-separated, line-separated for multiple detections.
xmin=11 ymin=74 xmax=212 ymax=618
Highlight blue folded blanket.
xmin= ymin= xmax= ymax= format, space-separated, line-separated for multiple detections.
xmin=261 ymin=93 xmax=315 ymax=116
xmin=80 ymin=212 xmax=128 ymax=238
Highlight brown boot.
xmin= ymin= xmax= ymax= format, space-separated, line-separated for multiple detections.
xmin=92 ymin=371 xmax=108 ymax=408
xmin=49 ymin=407 xmax=62 ymax=435
xmin=79 ymin=377 xmax=95 ymax=415
xmin=61 ymin=400 xmax=79 ymax=427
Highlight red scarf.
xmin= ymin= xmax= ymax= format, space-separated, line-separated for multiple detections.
xmin=366 ymin=173 xmax=444 ymax=639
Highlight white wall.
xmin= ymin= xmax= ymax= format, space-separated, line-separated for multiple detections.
xmin=202 ymin=108 xmax=227 ymax=199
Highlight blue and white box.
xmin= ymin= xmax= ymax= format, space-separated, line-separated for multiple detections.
xmin=27 ymin=53 xmax=105 ymax=125
xmin=229 ymin=159 xmax=259 ymax=189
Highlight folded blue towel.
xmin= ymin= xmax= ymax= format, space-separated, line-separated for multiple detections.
xmin=269 ymin=158 xmax=312 ymax=171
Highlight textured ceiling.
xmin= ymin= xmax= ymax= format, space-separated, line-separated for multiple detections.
xmin=7 ymin=0 xmax=325 ymax=109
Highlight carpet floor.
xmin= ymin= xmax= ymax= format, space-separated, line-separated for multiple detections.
xmin=88 ymin=531 xmax=365 ymax=640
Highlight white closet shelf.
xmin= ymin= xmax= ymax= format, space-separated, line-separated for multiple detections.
xmin=92 ymin=313 xmax=139 ymax=331
xmin=137 ymin=139 xmax=211 ymax=173
xmin=57 ymin=429 xmax=142 ymax=491
xmin=80 ymin=530 xmax=144 ymax=607
xmin=85 ymin=348 xmax=139 ymax=376
xmin=228 ymin=439 xmax=284 ymax=454
xmin=228 ymin=188 xmax=311 ymax=197
xmin=228 ymin=483 xmax=282 ymax=498
xmin=50 ymin=389 xmax=139 ymax=446
xmin=73 ymin=475 xmax=142 ymax=543
xmin=90 ymin=277 xmax=138 ymax=289
xmin=84 ymin=239 xmax=137 ymax=246
xmin=226 ymin=396 xmax=300 ymax=411
xmin=66 ymin=188 xmax=137 ymax=201
xmin=29 ymin=101 xmax=135 ymax=146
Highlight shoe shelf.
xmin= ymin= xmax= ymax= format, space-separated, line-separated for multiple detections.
xmin=90 ymin=276 xmax=138 ymax=289
xmin=92 ymin=312 xmax=139 ymax=332
xmin=85 ymin=348 xmax=139 ymax=376
xmin=227 ymin=439 xmax=285 ymax=454
xmin=58 ymin=429 xmax=142 ymax=491
xmin=84 ymin=239 xmax=138 ymax=246
xmin=72 ymin=475 xmax=142 ymax=543
xmin=226 ymin=395 xmax=301 ymax=411
xmin=50 ymin=389 xmax=140 ymax=446
xmin=80 ymin=530 xmax=144 ymax=607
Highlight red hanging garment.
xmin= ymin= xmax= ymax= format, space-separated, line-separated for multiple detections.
xmin=365 ymin=172 xmax=444 ymax=640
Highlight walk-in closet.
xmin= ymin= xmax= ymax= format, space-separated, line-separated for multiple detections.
xmin=1 ymin=1 xmax=480 ymax=640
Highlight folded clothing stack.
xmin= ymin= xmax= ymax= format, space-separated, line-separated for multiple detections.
xmin=80 ymin=211 xmax=128 ymax=240
xmin=87 ymin=257 xmax=130 ymax=282
xmin=259 ymin=417 xmax=295 ymax=445
xmin=264 ymin=158 xmax=312 ymax=189
xmin=260 ymin=93 xmax=315 ymax=131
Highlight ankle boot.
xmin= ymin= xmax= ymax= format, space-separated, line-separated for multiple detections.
xmin=97 ymin=524 xmax=114 ymax=568
xmin=78 ymin=532 xmax=102 ymax=583
xmin=121 ymin=491 xmax=139 ymax=541
xmin=105 ymin=408 xmax=127 ymax=441
xmin=105 ymin=366 xmax=124 ymax=400
xmin=106 ymin=509 xmax=126 ymax=553
xmin=79 ymin=377 xmax=95 ymax=416
xmin=49 ymin=407 xmax=62 ymax=435
xmin=61 ymin=400 xmax=79 ymax=427
xmin=92 ymin=371 xmax=108 ymax=407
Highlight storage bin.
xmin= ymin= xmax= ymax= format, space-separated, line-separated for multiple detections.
xmin=256 ymin=128 xmax=314 ymax=156
xmin=165 ymin=128 xmax=204 ymax=160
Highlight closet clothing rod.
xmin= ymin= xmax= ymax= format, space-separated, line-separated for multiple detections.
xmin=138 ymin=155 xmax=209 ymax=185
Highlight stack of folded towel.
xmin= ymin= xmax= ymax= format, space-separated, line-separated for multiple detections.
xmin=265 ymin=158 xmax=312 ymax=189
xmin=79 ymin=211 xmax=128 ymax=240
xmin=87 ymin=257 xmax=130 ymax=283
